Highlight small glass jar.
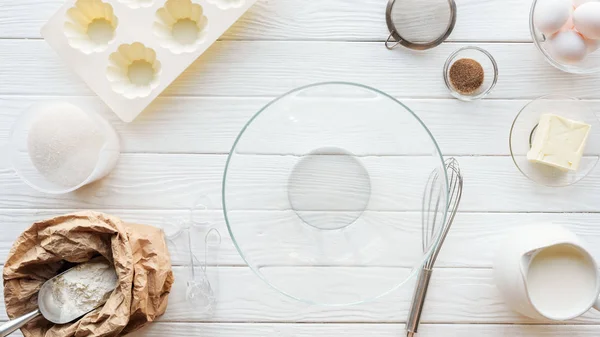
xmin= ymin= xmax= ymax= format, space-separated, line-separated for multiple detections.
xmin=443 ymin=46 xmax=498 ymax=101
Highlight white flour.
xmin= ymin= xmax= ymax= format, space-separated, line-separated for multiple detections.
xmin=47 ymin=259 xmax=118 ymax=322
xmin=27 ymin=104 xmax=105 ymax=188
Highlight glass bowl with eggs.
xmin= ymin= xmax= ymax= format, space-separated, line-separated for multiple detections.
xmin=530 ymin=0 xmax=600 ymax=74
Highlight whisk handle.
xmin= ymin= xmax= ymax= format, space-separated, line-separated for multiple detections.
xmin=405 ymin=267 xmax=433 ymax=337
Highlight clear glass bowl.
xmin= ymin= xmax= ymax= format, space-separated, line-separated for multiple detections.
xmin=509 ymin=94 xmax=600 ymax=187
xmin=530 ymin=0 xmax=600 ymax=74
xmin=443 ymin=46 xmax=498 ymax=101
xmin=223 ymin=82 xmax=450 ymax=305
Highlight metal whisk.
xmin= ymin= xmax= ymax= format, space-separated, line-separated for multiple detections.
xmin=405 ymin=157 xmax=463 ymax=337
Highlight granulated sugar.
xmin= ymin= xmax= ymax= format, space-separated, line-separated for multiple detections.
xmin=27 ymin=105 xmax=106 ymax=187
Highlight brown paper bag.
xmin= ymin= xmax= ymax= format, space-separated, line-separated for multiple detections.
xmin=3 ymin=211 xmax=174 ymax=337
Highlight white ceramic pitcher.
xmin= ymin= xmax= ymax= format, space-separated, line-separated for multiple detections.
xmin=494 ymin=224 xmax=600 ymax=321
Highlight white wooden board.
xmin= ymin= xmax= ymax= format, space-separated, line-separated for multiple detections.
xmin=3 ymin=210 xmax=600 ymax=268
xmin=0 ymin=0 xmax=532 ymax=41
xmin=1 ymin=155 xmax=600 ymax=212
xmin=128 ymin=323 xmax=600 ymax=337
xmin=3 ymin=97 xmax=596 ymax=156
xmin=1 ymin=0 xmax=600 ymax=336
xmin=2 ymin=41 xmax=600 ymax=99
xmin=3 ymin=266 xmax=600 ymax=324
xmin=5 ymin=323 xmax=600 ymax=337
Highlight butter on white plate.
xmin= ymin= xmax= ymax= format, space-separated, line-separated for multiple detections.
xmin=527 ymin=114 xmax=591 ymax=171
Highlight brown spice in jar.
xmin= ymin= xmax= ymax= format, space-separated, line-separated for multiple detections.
xmin=449 ymin=58 xmax=484 ymax=95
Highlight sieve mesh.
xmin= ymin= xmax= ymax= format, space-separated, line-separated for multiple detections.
xmin=386 ymin=0 xmax=457 ymax=50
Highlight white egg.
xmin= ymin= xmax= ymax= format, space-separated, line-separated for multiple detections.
xmin=574 ymin=0 xmax=596 ymax=7
xmin=549 ymin=30 xmax=588 ymax=63
xmin=574 ymin=2 xmax=600 ymax=39
xmin=585 ymin=36 xmax=600 ymax=52
xmin=534 ymin=0 xmax=574 ymax=35
xmin=561 ymin=14 xmax=575 ymax=31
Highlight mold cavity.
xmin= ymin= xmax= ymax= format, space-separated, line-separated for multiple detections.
xmin=117 ymin=0 xmax=154 ymax=9
xmin=154 ymin=0 xmax=208 ymax=54
xmin=87 ymin=19 xmax=114 ymax=45
xmin=206 ymin=0 xmax=245 ymax=10
xmin=107 ymin=43 xmax=162 ymax=99
xmin=64 ymin=0 xmax=118 ymax=54
xmin=172 ymin=19 xmax=200 ymax=45
xmin=128 ymin=60 xmax=155 ymax=86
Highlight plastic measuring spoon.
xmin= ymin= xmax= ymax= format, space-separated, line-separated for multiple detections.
xmin=0 ymin=259 xmax=117 ymax=337
xmin=163 ymin=199 xmax=221 ymax=315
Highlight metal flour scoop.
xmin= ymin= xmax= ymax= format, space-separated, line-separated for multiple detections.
xmin=0 ymin=258 xmax=117 ymax=337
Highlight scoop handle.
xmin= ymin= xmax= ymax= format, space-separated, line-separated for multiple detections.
xmin=0 ymin=309 xmax=41 ymax=337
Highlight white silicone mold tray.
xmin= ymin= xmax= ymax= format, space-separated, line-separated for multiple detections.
xmin=42 ymin=0 xmax=257 ymax=122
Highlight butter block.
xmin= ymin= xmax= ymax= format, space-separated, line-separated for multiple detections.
xmin=527 ymin=114 xmax=591 ymax=171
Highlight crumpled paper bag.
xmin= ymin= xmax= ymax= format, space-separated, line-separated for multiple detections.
xmin=3 ymin=211 xmax=175 ymax=337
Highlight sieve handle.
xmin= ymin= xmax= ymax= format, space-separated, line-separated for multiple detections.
xmin=0 ymin=309 xmax=41 ymax=337
xmin=385 ymin=32 xmax=401 ymax=50
xmin=405 ymin=267 xmax=433 ymax=337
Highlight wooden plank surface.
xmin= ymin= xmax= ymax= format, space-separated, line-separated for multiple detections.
xmin=1 ymin=154 xmax=600 ymax=212
xmin=2 ymin=210 xmax=600 ymax=268
xmin=0 ymin=0 xmax=532 ymax=41
xmin=7 ymin=323 xmax=600 ymax=337
xmin=2 ymin=41 xmax=600 ymax=99
xmin=6 ymin=323 xmax=600 ymax=337
xmin=4 ymin=96 xmax=599 ymax=156
xmin=1 ymin=0 xmax=600 ymax=335
xmin=128 ymin=323 xmax=600 ymax=337
xmin=2 ymin=267 xmax=600 ymax=324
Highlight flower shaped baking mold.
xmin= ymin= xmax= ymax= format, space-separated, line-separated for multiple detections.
xmin=117 ymin=0 xmax=154 ymax=9
xmin=64 ymin=0 xmax=118 ymax=54
xmin=154 ymin=0 xmax=209 ymax=54
xmin=107 ymin=43 xmax=162 ymax=99
xmin=206 ymin=0 xmax=245 ymax=10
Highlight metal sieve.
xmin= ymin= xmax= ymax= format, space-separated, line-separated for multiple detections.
xmin=385 ymin=0 xmax=457 ymax=51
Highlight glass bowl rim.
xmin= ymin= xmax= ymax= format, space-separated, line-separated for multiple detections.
xmin=222 ymin=81 xmax=451 ymax=306
xmin=529 ymin=0 xmax=600 ymax=75
xmin=509 ymin=94 xmax=600 ymax=187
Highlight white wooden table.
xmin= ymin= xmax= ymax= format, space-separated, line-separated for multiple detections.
xmin=2 ymin=0 xmax=600 ymax=336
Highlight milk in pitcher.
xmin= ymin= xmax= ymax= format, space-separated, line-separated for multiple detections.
xmin=526 ymin=244 xmax=598 ymax=319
